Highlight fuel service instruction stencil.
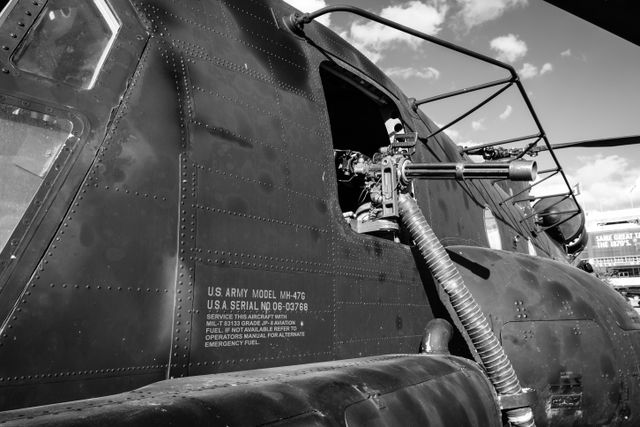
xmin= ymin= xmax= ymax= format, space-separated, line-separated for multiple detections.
xmin=204 ymin=286 xmax=308 ymax=348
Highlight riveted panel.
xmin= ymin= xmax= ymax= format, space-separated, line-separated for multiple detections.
xmin=220 ymin=0 xmax=280 ymax=44
xmin=277 ymin=86 xmax=322 ymax=127
xmin=337 ymin=335 xmax=424 ymax=360
xmin=333 ymin=232 xmax=422 ymax=285
xmin=0 ymin=284 xmax=172 ymax=373
xmin=162 ymin=46 xmax=197 ymax=378
xmin=233 ymin=16 xmax=309 ymax=87
xmin=335 ymin=298 xmax=426 ymax=353
xmin=89 ymin=46 xmax=181 ymax=200
xmin=138 ymin=0 xmax=228 ymax=35
xmin=212 ymin=1 xmax=316 ymax=99
xmin=190 ymin=124 xmax=288 ymax=190
xmin=450 ymin=246 xmax=640 ymax=330
xmin=0 ymin=181 xmax=175 ymax=409
xmin=195 ymin=206 xmax=330 ymax=263
xmin=187 ymin=56 xmax=281 ymax=124
xmin=284 ymin=155 xmax=329 ymax=201
xmin=280 ymin=114 xmax=327 ymax=160
xmin=502 ymin=320 xmax=621 ymax=426
xmin=196 ymin=162 xmax=291 ymax=224
xmin=170 ymin=154 xmax=197 ymax=378
xmin=278 ymin=101 xmax=331 ymax=204
xmin=331 ymin=230 xmax=430 ymax=358
xmin=189 ymin=262 xmax=333 ymax=373
xmin=190 ymin=77 xmax=284 ymax=152
xmin=0 ymin=7 xmax=184 ymax=403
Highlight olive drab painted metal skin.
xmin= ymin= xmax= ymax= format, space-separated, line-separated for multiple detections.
xmin=0 ymin=0 xmax=638 ymax=426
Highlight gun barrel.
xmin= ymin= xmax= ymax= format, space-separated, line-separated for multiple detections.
xmin=403 ymin=160 xmax=536 ymax=181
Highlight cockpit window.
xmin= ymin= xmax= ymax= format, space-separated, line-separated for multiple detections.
xmin=0 ymin=104 xmax=72 ymax=251
xmin=13 ymin=0 xmax=119 ymax=89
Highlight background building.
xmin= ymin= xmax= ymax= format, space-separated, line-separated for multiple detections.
xmin=584 ymin=208 xmax=640 ymax=290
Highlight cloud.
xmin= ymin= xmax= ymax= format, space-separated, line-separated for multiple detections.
xmin=444 ymin=128 xmax=461 ymax=140
xmin=283 ymin=0 xmax=331 ymax=26
xmin=340 ymin=1 xmax=448 ymax=63
xmin=471 ymin=118 xmax=486 ymax=131
xmin=385 ymin=66 xmax=441 ymax=80
xmin=572 ymin=155 xmax=640 ymax=210
xmin=533 ymin=155 xmax=640 ymax=211
xmin=499 ymin=105 xmax=513 ymax=120
xmin=518 ymin=62 xmax=551 ymax=79
xmin=540 ymin=62 xmax=553 ymax=75
xmin=560 ymin=48 xmax=571 ymax=57
xmin=433 ymin=122 xmax=479 ymax=149
xmin=455 ymin=0 xmax=528 ymax=29
xmin=489 ymin=34 xmax=527 ymax=63
xmin=519 ymin=62 xmax=538 ymax=79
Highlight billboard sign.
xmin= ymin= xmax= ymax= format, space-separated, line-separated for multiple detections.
xmin=588 ymin=228 xmax=640 ymax=259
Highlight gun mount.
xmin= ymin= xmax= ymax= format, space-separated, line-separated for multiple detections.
xmin=335 ymin=136 xmax=537 ymax=238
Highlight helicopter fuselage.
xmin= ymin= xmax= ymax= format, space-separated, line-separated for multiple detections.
xmin=0 ymin=0 xmax=638 ymax=425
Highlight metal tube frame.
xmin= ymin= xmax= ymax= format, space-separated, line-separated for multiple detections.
xmin=500 ymin=171 xmax=559 ymax=204
xmin=289 ymin=4 xmax=581 ymax=236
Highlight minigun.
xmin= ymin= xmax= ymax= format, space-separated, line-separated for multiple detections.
xmin=335 ymin=133 xmax=537 ymax=230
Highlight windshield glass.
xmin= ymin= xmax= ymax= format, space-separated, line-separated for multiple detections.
xmin=13 ymin=0 xmax=120 ymax=89
xmin=0 ymin=104 xmax=72 ymax=251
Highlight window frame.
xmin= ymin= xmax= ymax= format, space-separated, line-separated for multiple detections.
xmin=318 ymin=59 xmax=416 ymax=243
xmin=0 ymin=94 xmax=86 ymax=274
xmin=0 ymin=0 xmax=147 ymax=316
xmin=9 ymin=0 xmax=121 ymax=90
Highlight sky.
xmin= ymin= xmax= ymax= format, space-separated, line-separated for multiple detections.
xmin=284 ymin=0 xmax=640 ymax=214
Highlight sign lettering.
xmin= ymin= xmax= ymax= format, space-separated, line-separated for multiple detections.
xmin=203 ymin=286 xmax=308 ymax=348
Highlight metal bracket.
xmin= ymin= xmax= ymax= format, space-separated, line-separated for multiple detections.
xmin=350 ymin=218 xmax=399 ymax=234
xmin=391 ymin=132 xmax=417 ymax=149
xmin=498 ymin=388 xmax=537 ymax=410
xmin=380 ymin=158 xmax=399 ymax=218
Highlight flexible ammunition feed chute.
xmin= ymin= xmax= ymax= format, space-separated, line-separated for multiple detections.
xmin=398 ymin=194 xmax=536 ymax=427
